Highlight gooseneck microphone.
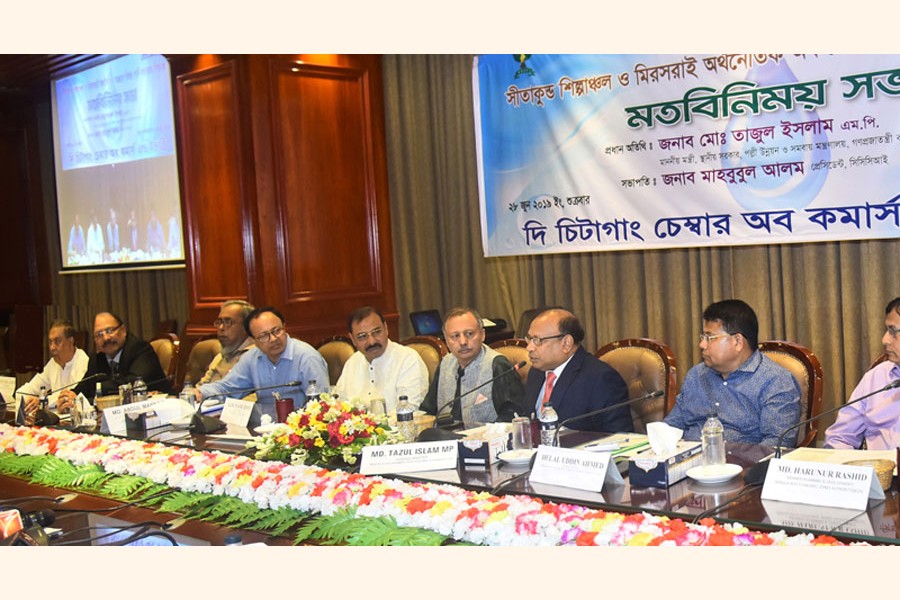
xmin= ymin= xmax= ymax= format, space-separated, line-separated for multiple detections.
xmin=433 ymin=360 xmax=527 ymax=427
xmin=16 ymin=373 xmax=106 ymax=427
xmin=418 ymin=361 xmax=527 ymax=442
xmin=743 ymin=378 xmax=900 ymax=485
xmin=190 ymin=380 xmax=302 ymax=434
xmin=552 ymin=389 xmax=665 ymax=445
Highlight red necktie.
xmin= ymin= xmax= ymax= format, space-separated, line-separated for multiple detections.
xmin=542 ymin=371 xmax=556 ymax=406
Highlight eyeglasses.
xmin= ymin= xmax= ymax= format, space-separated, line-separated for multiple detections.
xmin=885 ymin=325 xmax=900 ymax=338
xmin=447 ymin=330 xmax=480 ymax=343
xmin=354 ymin=327 xmax=384 ymax=342
xmin=524 ymin=333 xmax=566 ymax=346
xmin=93 ymin=324 xmax=122 ymax=340
xmin=254 ymin=326 xmax=286 ymax=343
xmin=214 ymin=318 xmax=238 ymax=329
xmin=48 ymin=336 xmax=66 ymax=347
xmin=698 ymin=332 xmax=735 ymax=344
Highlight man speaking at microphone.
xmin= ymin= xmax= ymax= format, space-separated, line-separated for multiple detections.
xmin=14 ymin=319 xmax=88 ymax=416
xmin=523 ymin=308 xmax=632 ymax=433
xmin=196 ymin=306 xmax=329 ymax=424
xmin=420 ymin=308 xmax=526 ymax=424
xmin=825 ymin=297 xmax=900 ymax=450
xmin=76 ymin=312 xmax=172 ymax=399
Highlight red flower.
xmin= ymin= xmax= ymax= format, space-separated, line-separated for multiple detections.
xmin=575 ymin=531 xmax=598 ymax=546
xmin=406 ymin=498 xmax=436 ymax=514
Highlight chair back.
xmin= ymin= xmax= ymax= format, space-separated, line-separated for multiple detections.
xmin=314 ymin=336 xmax=356 ymax=386
xmin=489 ymin=338 xmax=531 ymax=386
xmin=400 ymin=336 xmax=447 ymax=383
xmin=868 ymin=352 xmax=889 ymax=371
xmin=515 ymin=307 xmax=548 ymax=338
xmin=758 ymin=340 xmax=824 ymax=447
xmin=594 ymin=338 xmax=677 ymax=434
xmin=149 ymin=333 xmax=180 ymax=382
xmin=181 ymin=337 xmax=222 ymax=387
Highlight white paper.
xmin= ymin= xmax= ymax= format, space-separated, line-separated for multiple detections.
xmin=761 ymin=458 xmax=884 ymax=510
xmin=646 ymin=421 xmax=682 ymax=455
xmin=0 ymin=376 xmax=16 ymax=409
xmin=220 ymin=398 xmax=254 ymax=427
xmin=360 ymin=441 xmax=459 ymax=475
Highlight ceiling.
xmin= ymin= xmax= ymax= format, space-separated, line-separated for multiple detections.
xmin=0 ymin=54 xmax=105 ymax=93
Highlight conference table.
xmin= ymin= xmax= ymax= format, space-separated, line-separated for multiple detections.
xmin=3 ymin=417 xmax=898 ymax=545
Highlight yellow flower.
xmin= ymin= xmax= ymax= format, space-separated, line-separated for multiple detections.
xmin=314 ymin=437 xmax=325 ymax=448
xmin=626 ymin=532 xmax=654 ymax=546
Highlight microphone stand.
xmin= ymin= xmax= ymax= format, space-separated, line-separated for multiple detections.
xmin=551 ymin=389 xmax=664 ymax=445
xmin=189 ymin=380 xmax=302 ymax=434
xmin=743 ymin=378 xmax=900 ymax=486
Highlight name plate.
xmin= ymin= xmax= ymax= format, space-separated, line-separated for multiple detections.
xmin=220 ymin=398 xmax=254 ymax=427
xmin=360 ymin=441 xmax=459 ymax=475
xmin=761 ymin=458 xmax=884 ymax=510
xmin=102 ymin=397 xmax=165 ymax=434
xmin=529 ymin=445 xmax=622 ymax=492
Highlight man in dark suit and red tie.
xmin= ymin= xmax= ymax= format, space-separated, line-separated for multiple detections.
xmin=524 ymin=308 xmax=632 ymax=433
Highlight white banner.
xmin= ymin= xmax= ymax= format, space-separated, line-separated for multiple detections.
xmin=474 ymin=54 xmax=900 ymax=256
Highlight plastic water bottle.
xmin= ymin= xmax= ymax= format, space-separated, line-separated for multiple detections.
xmin=396 ymin=395 xmax=416 ymax=443
xmin=94 ymin=381 xmax=103 ymax=403
xmin=180 ymin=379 xmax=196 ymax=409
xmin=305 ymin=379 xmax=321 ymax=402
xmin=38 ymin=385 xmax=49 ymax=410
xmin=132 ymin=376 xmax=148 ymax=404
xmin=701 ymin=404 xmax=726 ymax=466
xmin=539 ymin=403 xmax=559 ymax=447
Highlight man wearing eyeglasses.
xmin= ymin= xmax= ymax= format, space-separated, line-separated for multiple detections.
xmin=196 ymin=306 xmax=329 ymax=424
xmin=420 ymin=308 xmax=527 ymax=424
xmin=333 ymin=306 xmax=428 ymax=414
xmin=197 ymin=300 xmax=256 ymax=385
xmin=76 ymin=311 xmax=172 ymax=399
xmin=524 ymin=308 xmax=633 ymax=433
xmin=825 ymin=297 xmax=900 ymax=450
xmin=664 ymin=299 xmax=801 ymax=446
xmin=13 ymin=319 xmax=89 ymax=417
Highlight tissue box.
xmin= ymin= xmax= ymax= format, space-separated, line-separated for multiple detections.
xmin=458 ymin=434 xmax=510 ymax=468
xmin=628 ymin=441 xmax=702 ymax=488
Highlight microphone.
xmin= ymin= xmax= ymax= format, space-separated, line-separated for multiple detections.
xmin=190 ymin=380 xmax=302 ymax=434
xmin=17 ymin=373 xmax=106 ymax=427
xmin=552 ymin=389 xmax=665 ymax=445
xmin=418 ymin=361 xmax=527 ymax=442
xmin=743 ymin=378 xmax=900 ymax=485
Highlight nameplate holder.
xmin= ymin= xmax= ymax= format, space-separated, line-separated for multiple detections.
xmin=220 ymin=398 xmax=254 ymax=427
xmin=361 ymin=441 xmax=459 ymax=475
xmin=529 ymin=445 xmax=622 ymax=492
xmin=761 ymin=458 xmax=884 ymax=510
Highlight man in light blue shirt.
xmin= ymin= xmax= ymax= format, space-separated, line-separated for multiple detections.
xmin=197 ymin=306 xmax=329 ymax=425
xmin=664 ymin=299 xmax=801 ymax=447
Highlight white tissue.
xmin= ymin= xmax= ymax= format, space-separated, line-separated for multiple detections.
xmin=646 ymin=421 xmax=683 ymax=455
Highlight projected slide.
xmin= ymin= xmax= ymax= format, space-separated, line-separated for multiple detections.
xmin=53 ymin=54 xmax=184 ymax=270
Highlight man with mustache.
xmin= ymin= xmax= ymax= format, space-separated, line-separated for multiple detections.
xmin=420 ymin=307 xmax=527 ymax=425
xmin=664 ymin=299 xmax=801 ymax=446
xmin=825 ymin=296 xmax=900 ymax=450
xmin=14 ymin=319 xmax=88 ymax=416
xmin=198 ymin=300 xmax=256 ymax=385
xmin=333 ymin=306 xmax=428 ymax=413
xmin=76 ymin=311 xmax=172 ymax=399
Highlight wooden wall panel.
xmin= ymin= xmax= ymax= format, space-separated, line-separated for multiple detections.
xmin=175 ymin=59 xmax=259 ymax=339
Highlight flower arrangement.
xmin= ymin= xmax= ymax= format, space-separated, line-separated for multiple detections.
xmin=0 ymin=424 xmax=856 ymax=546
xmin=246 ymin=394 xmax=401 ymax=467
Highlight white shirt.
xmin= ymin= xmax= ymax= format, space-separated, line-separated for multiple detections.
xmin=13 ymin=348 xmax=90 ymax=409
xmin=334 ymin=340 xmax=429 ymax=413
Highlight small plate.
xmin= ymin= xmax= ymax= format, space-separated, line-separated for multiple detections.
xmin=498 ymin=449 xmax=536 ymax=466
xmin=686 ymin=463 xmax=743 ymax=484
xmin=254 ymin=423 xmax=283 ymax=435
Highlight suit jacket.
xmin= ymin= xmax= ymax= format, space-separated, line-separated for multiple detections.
xmin=76 ymin=333 xmax=172 ymax=399
xmin=525 ymin=345 xmax=632 ymax=433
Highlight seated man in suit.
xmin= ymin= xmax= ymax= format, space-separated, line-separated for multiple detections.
xmin=825 ymin=297 xmax=900 ymax=450
xmin=14 ymin=319 xmax=89 ymax=417
xmin=420 ymin=307 xmax=527 ymax=425
xmin=76 ymin=311 xmax=172 ymax=399
xmin=524 ymin=308 xmax=632 ymax=433
xmin=198 ymin=300 xmax=256 ymax=385
xmin=664 ymin=299 xmax=801 ymax=447
xmin=333 ymin=306 xmax=428 ymax=414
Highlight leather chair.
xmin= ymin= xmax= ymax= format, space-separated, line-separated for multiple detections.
xmin=515 ymin=307 xmax=549 ymax=338
xmin=149 ymin=333 xmax=180 ymax=383
xmin=594 ymin=338 xmax=678 ymax=434
xmin=758 ymin=340 xmax=824 ymax=447
xmin=400 ymin=335 xmax=447 ymax=383
xmin=180 ymin=336 xmax=222 ymax=388
xmin=314 ymin=335 xmax=356 ymax=387
xmin=489 ymin=338 xmax=531 ymax=386
xmin=868 ymin=352 xmax=889 ymax=371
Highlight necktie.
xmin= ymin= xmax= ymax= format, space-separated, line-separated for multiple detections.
xmin=542 ymin=371 xmax=556 ymax=407
xmin=109 ymin=360 xmax=119 ymax=379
